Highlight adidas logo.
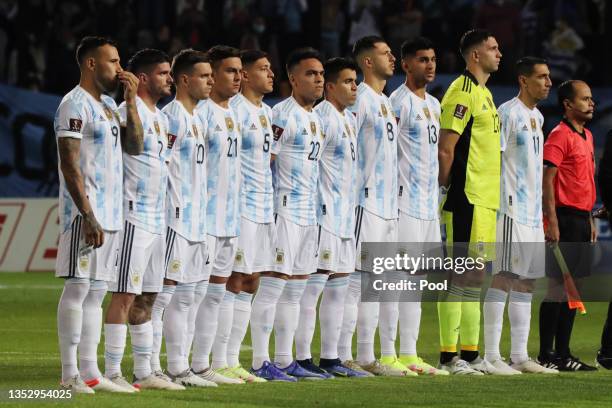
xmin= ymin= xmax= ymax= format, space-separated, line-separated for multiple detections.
xmin=522 ymin=125 xmax=528 ymax=131
xmin=302 ymin=128 xmax=308 ymax=135
xmin=148 ymin=128 xmax=154 ymax=134
xmin=214 ymin=124 xmax=222 ymax=132
xmin=482 ymin=104 xmax=488 ymax=111
xmin=99 ymin=115 xmax=105 ymax=121
xmin=250 ymin=123 xmax=257 ymax=130
xmin=415 ymin=114 xmax=423 ymax=121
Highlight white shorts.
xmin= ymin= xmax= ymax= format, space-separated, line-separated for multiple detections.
xmin=233 ymin=217 xmax=276 ymax=274
xmin=398 ymin=211 xmax=443 ymax=270
xmin=317 ymin=226 xmax=355 ymax=273
xmin=493 ymin=213 xmax=545 ymax=279
xmin=164 ymin=228 xmax=208 ymax=284
xmin=56 ymin=216 xmax=119 ymax=281
xmin=205 ymin=234 xmax=239 ymax=278
xmin=108 ymin=221 xmax=165 ymax=294
xmin=355 ymin=206 xmax=398 ymax=271
xmin=273 ymin=214 xmax=318 ymax=275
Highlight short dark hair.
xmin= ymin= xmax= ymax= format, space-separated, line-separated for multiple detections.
xmin=459 ymin=29 xmax=493 ymax=57
xmin=401 ymin=37 xmax=434 ymax=59
xmin=76 ymin=36 xmax=117 ymax=66
xmin=240 ymin=49 xmax=269 ymax=67
xmin=352 ymin=35 xmax=385 ymax=59
xmin=127 ymin=48 xmax=170 ymax=74
xmin=171 ymin=49 xmax=209 ymax=78
xmin=557 ymin=80 xmax=579 ymax=110
xmin=285 ymin=47 xmax=322 ymax=73
xmin=206 ymin=45 xmax=241 ymax=69
xmin=515 ymin=56 xmax=548 ymax=77
xmin=324 ymin=57 xmax=358 ymax=84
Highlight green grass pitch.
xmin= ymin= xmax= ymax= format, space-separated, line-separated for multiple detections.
xmin=1 ymin=272 xmax=612 ymax=407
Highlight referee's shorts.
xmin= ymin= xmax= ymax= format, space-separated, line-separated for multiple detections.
xmin=545 ymin=206 xmax=592 ymax=280
xmin=444 ymin=197 xmax=496 ymax=262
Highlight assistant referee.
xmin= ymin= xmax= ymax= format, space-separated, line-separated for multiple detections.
xmin=539 ymin=79 xmax=597 ymax=371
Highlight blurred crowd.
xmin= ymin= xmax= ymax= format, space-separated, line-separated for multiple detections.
xmin=0 ymin=0 xmax=608 ymax=97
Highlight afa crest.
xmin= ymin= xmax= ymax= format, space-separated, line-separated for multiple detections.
xmin=381 ymin=104 xmax=388 ymax=117
xmin=259 ymin=115 xmax=268 ymax=128
xmin=310 ymin=121 xmax=317 ymax=135
xmin=226 ymin=117 xmax=235 ymax=131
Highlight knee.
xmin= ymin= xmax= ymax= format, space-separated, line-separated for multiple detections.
xmin=129 ymin=293 xmax=156 ymax=324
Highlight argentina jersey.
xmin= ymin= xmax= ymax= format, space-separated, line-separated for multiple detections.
xmin=119 ymin=97 xmax=170 ymax=235
xmin=389 ymin=85 xmax=441 ymax=220
xmin=498 ymin=97 xmax=544 ymax=227
xmin=230 ymin=93 xmax=274 ymax=223
xmin=198 ymin=100 xmax=241 ymax=237
xmin=271 ymin=96 xmax=324 ymax=226
xmin=54 ymin=85 xmax=123 ymax=233
xmin=315 ymin=100 xmax=358 ymax=238
xmin=163 ymin=99 xmax=207 ymax=242
xmin=349 ymin=82 xmax=398 ymax=219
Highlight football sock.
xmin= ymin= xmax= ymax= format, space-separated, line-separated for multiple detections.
xmin=164 ymin=282 xmax=195 ymax=376
xmin=251 ymin=277 xmax=286 ymax=370
xmin=538 ymin=301 xmax=560 ymax=357
xmin=398 ymin=274 xmax=423 ymax=357
xmin=555 ymin=302 xmax=577 ymax=358
xmin=79 ymin=280 xmax=107 ymax=380
xmin=295 ymin=274 xmax=328 ymax=361
xmin=185 ymin=280 xmax=208 ymax=356
xmin=274 ymin=279 xmax=307 ymax=368
xmin=320 ymin=276 xmax=348 ymax=359
xmin=509 ymin=290 xmax=532 ymax=363
xmin=379 ymin=301 xmax=399 ymax=358
xmin=601 ymin=302 xmax=612 ymax=355
xmin=211 ymin=291 xmax=236 ymax=369
xmin=192 ymin=282 xmax=225 ymax=372
xmin=227 ymin=291 xmax=252 ymax=368
xmin=57 ymin=278 xmax=90 ymax=382
xmin=338 ymin=273 xmax=360 ymax=362
xmin=437 ymin=284 xmax=463 ymax=362
xmin=151 ymin=284 xmax=175 ymax=372
xmin=483 ymin=288 xmax=507 ymax=362
xmin=356 ymin=301 xmax=379 ymax=365
xmin=459 ymin=287 xmax=481 ymax=362
xmin=104 ymin=323 xmax=127 ymax=378
xmin=129 ymin=321 xmax=153 ymax=379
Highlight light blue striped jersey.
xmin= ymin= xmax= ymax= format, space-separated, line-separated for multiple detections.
xmin=348 ymin=82 xmax=398 ymax=219
xmin=271 ymin=96 xmax=324 ymax=226
xmin=197 ymin=100 xmax=242 ymax=237
xmin=163 ymin=99 xmax=207 ymax=242
xmin=315 ymin=100 xmax=358 ymax=238
xmin=118 ymin=97 xmax=169 ymax=235
xmin=498 ymin=97 xmax=544 ymax=227
xmin=230 ymin=93 xmax=274 ymax=223
xmin=389 ymin=84 xmax=441 ymax=220
xmin=54 ymin=85 xmax=123 ymax=233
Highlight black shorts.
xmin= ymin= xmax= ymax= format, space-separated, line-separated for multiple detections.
xmin=545 ymin=207 xmax=593 ymax=279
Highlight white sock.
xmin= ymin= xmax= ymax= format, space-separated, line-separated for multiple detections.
xmin=227 ymin=291 xmax=252 ymax=368
xmin=57 ymin=278 xmax=90 ymax=382
xmin=151 ymin=285 xmax=175 ymax=372
xmin=509 ymin=290 xmax=532 ymax=364
xmin=192 ymin=282 xmax=226 ymax=372
xmin=398 ymin=275 xmax=423 ymax=356
xmin=211 ymin=291 xmax=236 ymax=369
xmin=129 ymin=321 xmax=153 ymax=380
xmin=379 ymin=301 xmax=399 ymax=358
xmin=274 ymin=279 xmax=307 ymax=368
xmin=356 ymin=301 xmax=379 ymax=365
xmin=320 ymin=276 xmax=348 ymax=359
xmin=295 ymin=274 xmax=328 ymax=361
xmin=250 ymin=277 xmax=286 ymax=370
xmin=79 ymin=280 xmax=107 ymax=380
xmin=104 ymin=323 xmax=127 ymax=378
xmin=338 ymin=273 xmax=360 ymax=362
xmin=164 ymin=282 xmax=195 ymax=376
xmin=483 ymin=287 xmax=508 ymax=362
xmin=186 ymin=280 xmax=208 ymax=356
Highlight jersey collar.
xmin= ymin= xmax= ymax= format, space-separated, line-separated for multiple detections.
xmin=463 ymin=70 xmax=479 ymax=86
xmin=561 ymin=118 xmax=587 ymax=140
